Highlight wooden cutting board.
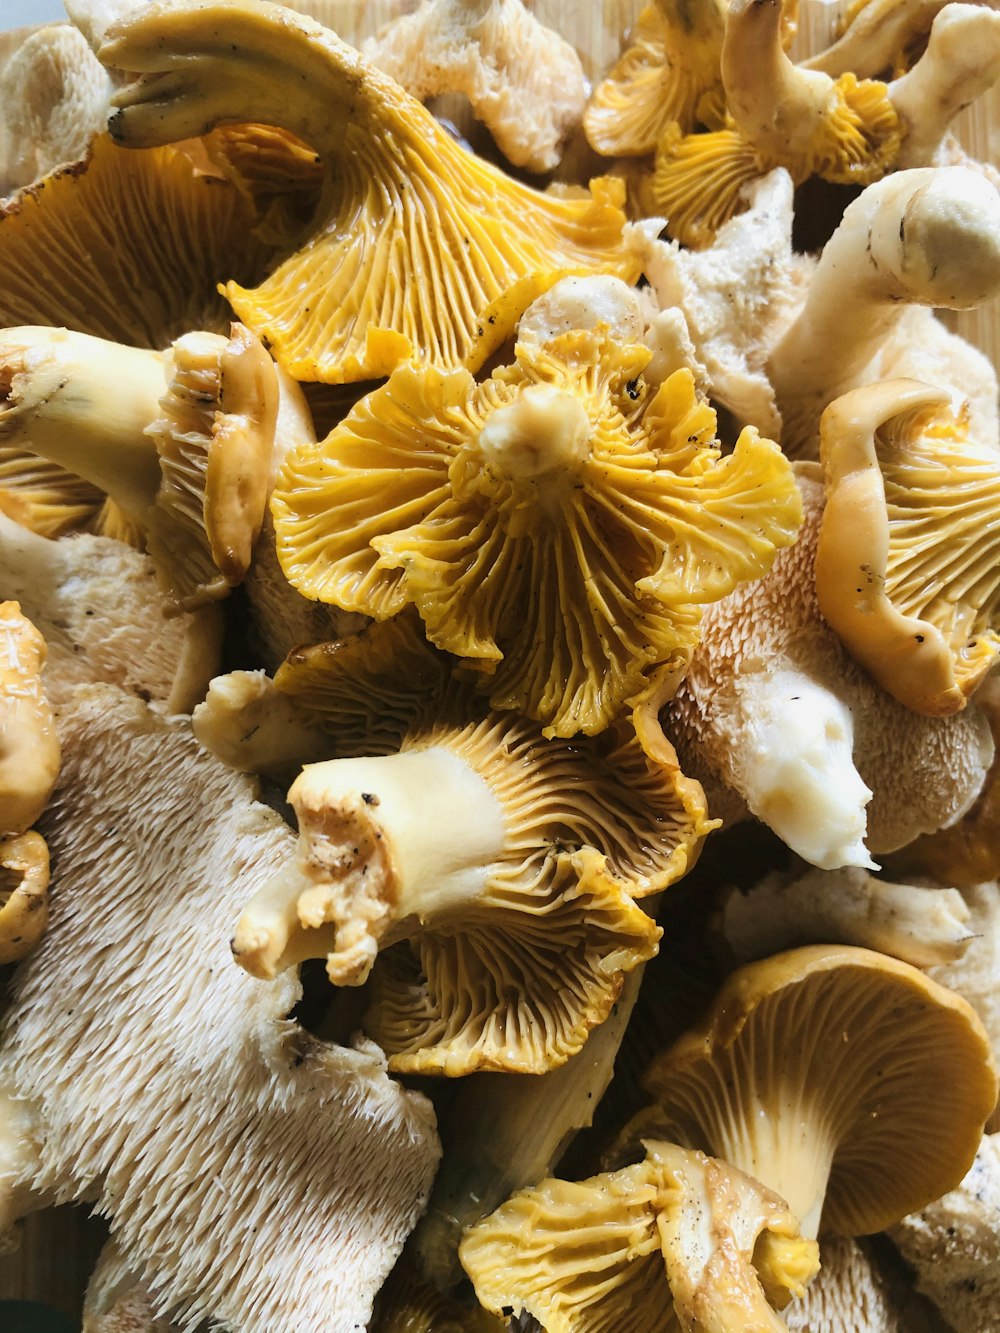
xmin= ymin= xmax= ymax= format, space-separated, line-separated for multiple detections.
xmin=0 ymin=0 xmax=995 ymax=1321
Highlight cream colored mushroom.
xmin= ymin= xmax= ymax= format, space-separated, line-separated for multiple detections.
xmin=0 ymin=832 xmax=50 ymax=966
xmin=0 ymin=601 xmax=59 ymax=837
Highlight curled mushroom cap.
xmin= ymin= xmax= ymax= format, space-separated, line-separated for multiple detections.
xmin=0 ymin=322 xmax=278 ymax=613
xmin=0 ymin=601 xmax=59 ymax=837
xmin=584 ymin=0 xmax=727 ymax=157
xmin=650 ymin=0 xmax=901 ymax=246
xmin=0 ymin=133 xmax=278 ymax=537
xmin=459 ymin=1141 xmax=819 ymax=1333
xmin=99 ymin=0 xmax=640 ymax=384
xmin=272 ymin=321 xmax=802 ymax=738
xmin=363 ymin=0 xmax=587 ymax=174
xmin=0 ymin=684 xmax=441 ymax=1333
xmin=624 ymin=945 xmax=998 ymax=1240
xmin=230 ymin=617 xmax=713 ymax=1074
xmin=817 ymin=379 xmax=1000 ymax=717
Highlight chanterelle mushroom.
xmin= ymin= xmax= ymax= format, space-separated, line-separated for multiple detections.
xmin=229 ymin=617 xmax=712 ymax=1074
xmin=99 ymin=0 xmax=641 ymax=384
xmin=667 ymin=465 xmax=996 ymax=863
xmin=817 ymin=378 xmax=1000 ymax=718
xmin=0 ymin=684 xmax=441 ymax=1333
xmin=459 ymin=1141 xmax=820 ymax=1332
xmin=0 ymin=601 xmax=59 ymax=838
xmin=619 ymin=945 xmax=998 ymax=1242
xmin=272 ymin=310 xmax=802 ymax=738
xmin=0 ymin=322 xmax=279 ymax=613
xmin=363 ymin=0 xmax=587 ymax=174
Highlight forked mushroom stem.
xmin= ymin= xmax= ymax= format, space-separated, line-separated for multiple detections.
xmin=233 ymin=748 xmax=506 ymax=986
xmin=888 ymin=4 xmax=1000 ymax=169
xmin=722 ymin=0 xmax=854 ymax=162
xmin=0 ymin=327 xmax=165 ymax=518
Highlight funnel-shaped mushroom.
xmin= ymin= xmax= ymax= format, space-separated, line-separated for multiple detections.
xmin=622 ymin=945 xmax=998 ymax=1241
xmin=0 ymin=133 xmax=278 ymax=536
xmin=650 ymin=0 xmax=901 ymax=246
xmin=459 ymin=1141 xmax=819 ymax=1332
xmin=817 ymin=379 xmax=1000 ymax=717
xmin=363 ymin=0 xmax=587 ymax=174
xmin=231 ymin=617 xmax=714 ymax=1074
xmin=0 ymin=323 xmax=278 ymax=613
xmin=766 ymin=167 xmax=1000 ymax=455
xmin=272 ymin=325 xmax=802 ymax=738
xmin=99 ymin=0 xmax=641 ymax=383
xmin=0 ymin=684 xmax=441 ymax=1333
xmin=584 ymin=0 xmax=727 ymax=157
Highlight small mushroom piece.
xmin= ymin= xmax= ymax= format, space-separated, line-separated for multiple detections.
xmin=719 ymin=864 xmax=974 ymax=969
xmin=0 ymin=323 xmax=279 ymax=614
xmin=0 ymin=510 xmax=222 ymax=714
xmin=0 ymin=684 xmax=441 ymax=1333
xmin=890 ymin=1132 xmax=1000 ymax=1333
xmin=99 ymin=0 xmax=640 ymax=384
xmin=0 ymin=832 xmax=50 ymax=965
xmin=668 ymin=467 xmax=995 ymax=862
xmin=0 ymin=601 xmax=59 ymax=836
xmin=231 ymin=617 xmax=713 ymax=1074
xmin=0 ymin=23 xmax=110 ymax=197
xmin=650 ymin=0 xmax=901 ymax=246
xmin=625 ymin=945 xmax=998 ymax=1241
xmin=272 ymin=322 xmax=802 ymax=738
xmin=363 ymin=0 xmax=587 ymax=174
xmin=82 ymin=1238 xmax=180 ymax=1333
xmin=584 ymin=0 xmax=727 ymax=157
xmin=817 ymin=379 xmax=1000 ymax=717
xmin=765 ymin=166 xmax=1000 ymax=456
xmin=459 ymin=1142 xmax=819 ymax=1332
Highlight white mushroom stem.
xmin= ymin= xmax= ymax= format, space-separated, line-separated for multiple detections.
xmin=192 ymin=671 xmax=331 ymax=778
xmin=721 ymin=866 xmax=974 ymax=968
xmin=888 ymin=5 xmax=1000 ymax=169
xmin=802 ymin=0 xmax=954 ymax=78
xmin=767 ymin=168 xmax=1000 ymax=452
xmin=733 ymin=670 xmax=876 ymax=872
xmin=0 ymin=326 xmax=166 ymax=518
xmin=477 ymin=383 xmax=592 ymax=483
xmin=722 ymin=0 xmax=837 ymax=161
xmin=233 ymin=749 xmax=507 ymax=986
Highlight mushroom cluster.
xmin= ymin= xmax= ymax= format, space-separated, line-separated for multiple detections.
xmin=0 ymin=2 xmax=997 ymax=1332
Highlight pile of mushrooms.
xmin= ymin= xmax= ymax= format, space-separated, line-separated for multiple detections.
xmin=0 ymin=2 xmax=997 ymax=1332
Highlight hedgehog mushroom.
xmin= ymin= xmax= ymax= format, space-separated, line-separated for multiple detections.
xmin=363 ymin=0 xmax=587 ymax=174
xmin=766 ymin=166 xmax=1000 ymax=456
xmin=584 ymin=0 xmax=727 ymax=158
xmin=0 ymin=322 xmax=279 ymax=614
xmin=228 ymin=617 xmax=715 ymax=1075
xmin=623 ymin=945 xmax=998 ymax=1242
xmin=0 ymin=684 xmax=441 ymax=1333
xmin=272 ymin=305 xmax=802 ymax=738
xmin=98 ymin=0 xmax=642 ymax=385
xmin=816 ymin=379 xmax=1000 ymax=717
xmin=0 ymin=23 xmax=110 ymax=195
xmin=460 ymin=1142 xmax=820 ymax=1332
xmin=667 ymin=465 xmax=995 ymax=863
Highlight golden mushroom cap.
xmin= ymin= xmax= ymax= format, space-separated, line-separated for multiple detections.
xmin=272 ymin=328 xmax=802 ymax=737
xmin=638 ymin=944 xmax=998 ymax=1238
xmin=817 ymin=378 xmax=1000 ymax=718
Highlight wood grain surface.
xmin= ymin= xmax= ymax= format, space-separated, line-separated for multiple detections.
xmin=0 ymin=0 xmax=995 ymax=1322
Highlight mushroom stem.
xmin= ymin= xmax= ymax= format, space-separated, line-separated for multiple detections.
xmin=476 ymin=383 xmax=591 ymax=485
xmin=0 ymin=327 xmax=166 ymax=519
xmin=722 ymin=0 xmax=838 ymax=162
xmin=732 ymin=669 xmax=876 ymax=872
xmin=766 ymin=167 xmax=1000 ymax=453
xmin=888 ymin=4 xmax=1000 ymax=169
xmin=233 ymin=746 xmax=507 ymax=986
xmin=802 ymin=0 xmax=951 ymax=78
